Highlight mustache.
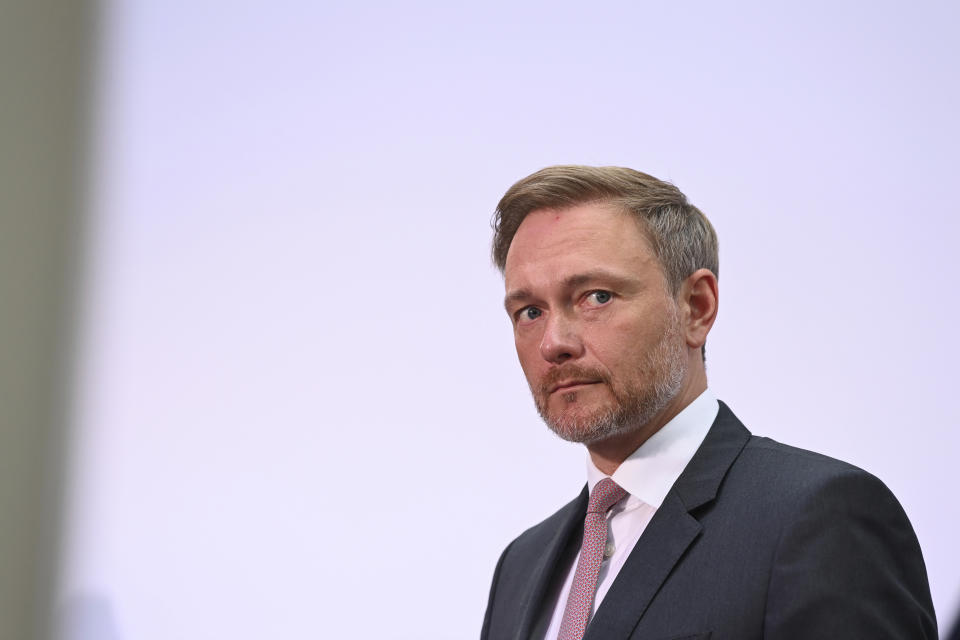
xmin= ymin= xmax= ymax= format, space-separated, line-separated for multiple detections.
xmin=537 ymin=364 xmax=609 ymax=395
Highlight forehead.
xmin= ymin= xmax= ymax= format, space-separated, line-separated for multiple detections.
xmin=503 ymin=204 xmax=660 ymax=289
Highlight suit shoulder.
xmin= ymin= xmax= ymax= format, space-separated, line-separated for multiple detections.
xmin=744 ymin=441 xmax=938 ymax=637
xmin=743 ymin=434 xmax=871 ymax=476
xmin=735 ymin=434 xmax=900 ymax=508
xmin=713 ymin=401 xmax=888 ymax=494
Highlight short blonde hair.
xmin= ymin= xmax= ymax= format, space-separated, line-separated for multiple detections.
xmin=492 ymin=165 xmax=718 ymax=293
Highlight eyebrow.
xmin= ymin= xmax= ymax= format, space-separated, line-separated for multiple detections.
xmin=503 ymin=269 xmax=636 ymax=310
xmin=503 ymin=288 xmax=534 ymax=311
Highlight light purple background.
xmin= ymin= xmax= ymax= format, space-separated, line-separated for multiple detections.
xmin=60 ymin=1 xmax=959 ymax=638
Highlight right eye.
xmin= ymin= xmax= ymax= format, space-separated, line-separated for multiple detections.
xmin=517 ymin=306 xmax=542 ymax=324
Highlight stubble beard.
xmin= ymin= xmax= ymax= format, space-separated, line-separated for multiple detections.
xmin=532 ymin=318 xmax=688 ymax=446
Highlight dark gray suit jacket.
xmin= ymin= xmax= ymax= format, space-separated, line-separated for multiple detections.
xmin=481 ymin=402 xmax=936 ymax=639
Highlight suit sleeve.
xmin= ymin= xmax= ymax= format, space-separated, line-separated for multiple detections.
xmin=763 ymin=468 xmax=937 ymax=638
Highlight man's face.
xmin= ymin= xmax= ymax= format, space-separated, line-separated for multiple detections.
xmin=503 ymin=204 xmax=689 ymax=445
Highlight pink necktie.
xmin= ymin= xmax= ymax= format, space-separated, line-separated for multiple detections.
xmin=557 ymin=478 xmax=628 ymax=640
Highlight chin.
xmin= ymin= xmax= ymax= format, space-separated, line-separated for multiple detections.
xmin=544 ymin=406 xmax=633 ymax=445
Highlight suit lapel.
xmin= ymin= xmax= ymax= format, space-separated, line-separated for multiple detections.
xmin=514 ymin=486 xmax=589 ymax=640
xmin=584 ymin=402 xmax=751 ymax=639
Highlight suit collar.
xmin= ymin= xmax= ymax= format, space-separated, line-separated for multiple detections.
xmin=584 ymin=401 xmax=751 ymax=639
xmin=593 ymin=389 xmax=719 ymax=508
xmin=669 ymin=401 xmax=752 ymax=511
xmin=514 ymin=486 xmax=588 ymax=640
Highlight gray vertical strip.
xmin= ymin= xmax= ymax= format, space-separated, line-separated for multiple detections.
xmin=0 ymin=2 xmax=96 ymax=639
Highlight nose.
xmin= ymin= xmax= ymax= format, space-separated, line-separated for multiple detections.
xmin=539 ymin=313 xmax=584 ymax=364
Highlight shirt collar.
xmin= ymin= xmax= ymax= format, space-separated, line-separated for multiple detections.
xmin=586 ymin=388 xmax=719 ymax=508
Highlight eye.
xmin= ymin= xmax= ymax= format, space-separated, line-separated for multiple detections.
xmin=585 ymin=290 xmax=613 ymax=307
xmin=516 ymin=306 xmax=542 ymax=324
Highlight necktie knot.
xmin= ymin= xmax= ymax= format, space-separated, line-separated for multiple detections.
xmin=587 ymin=477 xmax=627 ymax=514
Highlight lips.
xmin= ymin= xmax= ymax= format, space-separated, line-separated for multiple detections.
xmin=549 ymin=380 xmax=601 ymax=394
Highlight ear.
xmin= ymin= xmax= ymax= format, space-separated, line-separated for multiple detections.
xmin=678 ymin=268 xmax=718 ymax=351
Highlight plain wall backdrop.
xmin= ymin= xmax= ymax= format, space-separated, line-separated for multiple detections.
xmin=59 ymin=1 xmax=959 ymax=638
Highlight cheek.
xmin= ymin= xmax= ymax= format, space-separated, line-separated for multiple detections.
xmin=514 ymin=337 xmax=541 ymax=378
xmin=515 ymin=349 xmax=555 ymax=393
xmin=585 ymin=325 xmax=655 ymax=371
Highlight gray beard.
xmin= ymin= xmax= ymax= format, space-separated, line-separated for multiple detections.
xmin=535 ymin=324 xmax=688 ymax=446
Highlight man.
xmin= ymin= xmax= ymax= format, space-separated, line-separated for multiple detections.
xmin=480 ymin=166 xmax=936 ymax=639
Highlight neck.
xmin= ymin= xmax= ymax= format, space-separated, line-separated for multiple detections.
xmin=587 ymin=363 xmax=707 ymax=476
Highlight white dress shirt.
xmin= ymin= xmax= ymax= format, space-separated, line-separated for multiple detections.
xmin=541 ymin=389 xmax=719 ymax=639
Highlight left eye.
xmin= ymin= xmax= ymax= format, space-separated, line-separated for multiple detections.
xmin=586 ymin=290 xmax=613 ymax=306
